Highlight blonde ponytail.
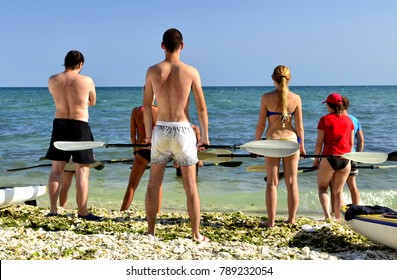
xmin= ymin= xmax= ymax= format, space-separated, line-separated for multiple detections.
xmin=272 ymin=65 xmax=291 ymax=128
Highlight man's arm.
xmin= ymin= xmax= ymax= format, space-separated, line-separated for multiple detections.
xmin=87 ymin=77 xmax=96 ymax=106
xmin=48 ymin=75 xmax=60 ymax=97
xmin=143 ymin=70 xmax=155 ymax=142
xmin=191 ymin=68 xmax=209 ymax=147
xmin=356 ymin=129 xmax=364 ymax=152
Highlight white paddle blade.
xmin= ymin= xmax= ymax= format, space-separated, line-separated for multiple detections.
xmin=342 ymin=152 xmax=388 ymax=164
xmin=240 ymin=140 xmax=299 ymax=157
xmin=54 ymin=141 xmax=106 ymax=151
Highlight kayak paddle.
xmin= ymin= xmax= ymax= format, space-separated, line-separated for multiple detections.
xmin=205 ymin=139 xmax=299 ymax=157
xmin=55 ymin=139 xmax=300 ymax=158
xmin=7 ymin=158 xmax=135 ymax=172
xmin=303 ymin=152 xmax=388 ymax=164
xmin=54 ymin=141 xmax=149 ymax=151
xmin=7 ymin=161 xmax=105 ymax=172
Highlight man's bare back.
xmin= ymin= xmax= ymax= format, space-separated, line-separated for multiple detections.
xmin=144 ymin=60 xmax=208 ymax=145
xmin=146 ymin=60 xmax=202 ymax=122
xmin=49 ymin=66 xmax=96 ymax=122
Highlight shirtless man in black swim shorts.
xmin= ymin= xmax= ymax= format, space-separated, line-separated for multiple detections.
xmin=45 ymin=50 xmax=102 ymax=221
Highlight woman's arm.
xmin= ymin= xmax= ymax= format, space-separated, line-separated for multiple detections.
xmin=312 ymin=129 xmax=324 ymax=168
xmin=294 ymin=95 xmax=305 ymax=156
xmin=130 ymin=108 xmax=137 ymax=144
xmin=254 ymin=95 xmax=267 ymax=140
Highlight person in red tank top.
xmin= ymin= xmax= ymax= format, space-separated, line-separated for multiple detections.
xmin=312 ymin=93 xmax=354 ymax=221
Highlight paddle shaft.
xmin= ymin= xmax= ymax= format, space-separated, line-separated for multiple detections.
xmin=265 ymin=164 xmax=397 ymax=181
xmin=103 ymin=143 xmax=148 ymax=148
xmin=7 ymin=163 xmax=52 ymax=171
xmin=8 ymin=162 xmax=104 ymax=172
xmin=55 ymin=140 xmax=300 ymax=157
xmin=218 ymin=152 xmax=386 ymax=161
xmin=101 ymin=158 xmax=134 ymax=164
xmin=216 ymin=153 xmax=263 ymax=158
xmin=203 ymin=144 xmax=242 ymax=150
xmin=171 ymin=162 xmax=243 ymax=168
xmin=7 ymin=158 xmax=135 ymax=172
xmin=146 ymin=161 xmax=243 ymax=170
xmin=297 ymin=165 xmax=397 ymax=170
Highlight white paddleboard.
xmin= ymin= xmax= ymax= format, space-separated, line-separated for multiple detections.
xmin=0 ymin=185 xmax=47 ymax=208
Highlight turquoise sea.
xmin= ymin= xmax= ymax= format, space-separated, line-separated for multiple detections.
xmin=1 ymin=86 xmax=397 ymax=216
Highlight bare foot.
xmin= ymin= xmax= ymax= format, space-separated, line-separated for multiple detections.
xmin=193 ymin=235 xmax=210 ymax=243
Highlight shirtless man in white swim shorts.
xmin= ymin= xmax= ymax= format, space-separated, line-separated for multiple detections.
xmin=143 ymin=28 xmax=210 ymax=242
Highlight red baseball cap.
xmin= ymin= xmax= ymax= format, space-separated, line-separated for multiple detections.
xmin=322 ymin=93 xmax=342 ymax=104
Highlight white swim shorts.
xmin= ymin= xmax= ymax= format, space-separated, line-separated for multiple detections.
xmin=151 ymin=121 xmax=199 ymax=166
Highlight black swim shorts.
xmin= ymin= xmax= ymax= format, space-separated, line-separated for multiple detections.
xmin=45 ymin=118 xmax=96 ymax=164
xmin=133 ymin=149 xmax=151 ymax=162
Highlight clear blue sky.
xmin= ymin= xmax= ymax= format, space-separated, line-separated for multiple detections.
xmin=1 ymin=0 xmax=396 ymax=87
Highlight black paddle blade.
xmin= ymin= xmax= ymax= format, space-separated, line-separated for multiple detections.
xmin=94 ymin=164 xmax=106 ymax=170
xmin=264 ymin=173 xmax=285 ymax=182
xmin=218 ymin=161 xmax=243 ymax=167
xmin=387 ymin=151 xmax=397 ymax=161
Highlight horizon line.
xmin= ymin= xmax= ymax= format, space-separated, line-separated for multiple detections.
xmin=1 ymin=84 xmax=397 ymax=89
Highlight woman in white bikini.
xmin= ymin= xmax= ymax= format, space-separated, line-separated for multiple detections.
xmin=254 ymin=65 xmax=305 ymax=227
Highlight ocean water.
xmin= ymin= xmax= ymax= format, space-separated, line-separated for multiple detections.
xmin=1 ymin=86 xmax=397 ymax=216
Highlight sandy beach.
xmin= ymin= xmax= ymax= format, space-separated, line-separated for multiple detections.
xmin=0 ymin=205 xmax=396 ymax=260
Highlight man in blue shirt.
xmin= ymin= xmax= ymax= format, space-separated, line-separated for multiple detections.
xmin=343 ymin=96 xmax=365 ymax=205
